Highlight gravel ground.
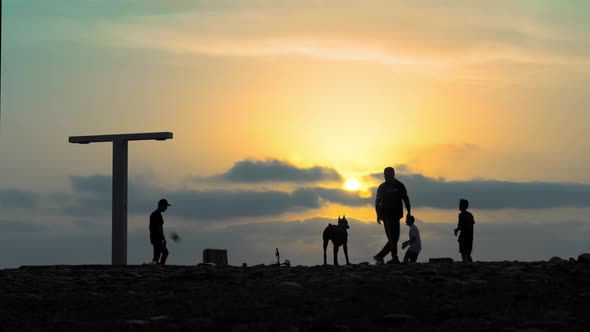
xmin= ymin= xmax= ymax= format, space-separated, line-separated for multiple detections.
xmin=1 ymin=260 xmax=590 ymax=331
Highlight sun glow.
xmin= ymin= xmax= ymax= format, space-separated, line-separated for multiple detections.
xmin=344 ymin=178 xmax=361 ymax=191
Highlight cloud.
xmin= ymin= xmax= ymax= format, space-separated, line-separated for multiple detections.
xmin=163 ymin=188 xmax=321 ymax=219
xmin=0 ymin=189 xmax=39 ymax=209
xmin=70 ymin=175 xmax=111 ymax=196
xmin=5 ymin=166 xmax=590 ymax=223
xmin=98 ymin=1 xmax=590 ymax=73
xmin=0 ymin=219 xmax=61 ymax=234
xmin=55 ymin=175 xmax=324 ymax=220
xmin=59 ymin=173 xmax=369 ymax=220
xmin=309 ymin=187 xmax=371 ymax=207
xmin=371 ymin=172 xmax=590 ymax=209
xmin=201 ymin=159 xmax=342 ymax=183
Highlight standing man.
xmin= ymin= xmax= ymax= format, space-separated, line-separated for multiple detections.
xmin=150 ymin=199 xmax=171 ymax=265
xmin=373 ymin=167 xmax=411 ymax=264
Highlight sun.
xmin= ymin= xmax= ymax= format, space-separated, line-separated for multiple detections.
xmin=344 ymin=178 xmax=361 ymax=191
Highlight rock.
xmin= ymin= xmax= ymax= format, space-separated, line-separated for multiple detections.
xmin=126 ymin=319 xmax=149 ymax=326
xmin=502 ymin=265 xmax=524 ymax=274
xmin=429 ymin=257 xmax=454 ymax=263
xmin=548 ymin=256 xmax=563 ymax=263
xmin=197 ymin=262 xmax=217 ymax=267
xmin=577 ymin=253 xmax=590 ymax=263
xmin=3 ymin=262 xmax=590 ymax=330
xmin=468 ymin=279 xmax=488 ymax=286
xmin=279 ymin=281 xmax=304 ymax=289
xmin=383 ymin=313 xmax=414 ymax=323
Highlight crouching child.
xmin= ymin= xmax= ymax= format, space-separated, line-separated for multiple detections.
xmin=401 ymin=215 xmax=421 ymax=263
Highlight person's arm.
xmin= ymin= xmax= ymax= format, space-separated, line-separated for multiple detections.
xmin=375 ymin=184 xmax=383 ymax=224
xmin=454 ymin=214 xmax=462 ymax=236
xmin=158 ymin=215 xmax=166 ymax=243
xmin=402 ymin=184 xmax=411 ymax=216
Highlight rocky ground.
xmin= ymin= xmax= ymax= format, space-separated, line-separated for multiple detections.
xmin=1 ymin=259 xmax=590 ymax=331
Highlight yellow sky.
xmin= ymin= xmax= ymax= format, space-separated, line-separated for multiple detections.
xmin=2 ymin=0 xmax=590 ymax=191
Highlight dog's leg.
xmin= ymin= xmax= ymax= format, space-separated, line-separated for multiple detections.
xmin=322 ymin=238 xmax=328 ymax=265
xmin=343 ymin=242 xmax=350 ymax=265
xmin=333 ymin=244 xmax=339 ymax=266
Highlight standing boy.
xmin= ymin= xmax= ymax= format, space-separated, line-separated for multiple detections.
xmin=454 ymin=198 xmax=475 ymax=263
xmin=401 ymin=215 xmax=421 ymax=263
xmin=150 ymin=199 xmax=171 ymax=265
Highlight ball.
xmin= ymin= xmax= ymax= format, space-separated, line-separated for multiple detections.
xmin=170 ymin=232 xmax=181 ymax=243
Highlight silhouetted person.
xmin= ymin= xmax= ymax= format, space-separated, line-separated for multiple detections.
xmin=150 ymin=199 xmax=171 ymax=265
xmin=401 ymin=215 xmax=421 ymax=263
xmin=454 ymin=198 xmax=475 ymax=262
xmin=323 ymin=215 xmax=351 ymax=266
xmin=374 ymin=167 xmax=411 ymax=264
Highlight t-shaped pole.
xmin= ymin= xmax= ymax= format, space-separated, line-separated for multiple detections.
xmin=69 ymin=132 xmax=173 ymax=265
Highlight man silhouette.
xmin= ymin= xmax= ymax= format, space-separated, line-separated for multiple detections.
xmin=150 ymin=199 xmax=171 ymax=265
xmin=373 ymin=167 xmax=411 ymax=264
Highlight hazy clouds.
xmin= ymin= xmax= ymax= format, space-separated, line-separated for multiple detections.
xmin=382 ymin=173 xmax=590 ymax=209
xmin=203 ymin=159 xmax=342 ymax=183
xmin=4 ymin=162 xmax=590 ymax=222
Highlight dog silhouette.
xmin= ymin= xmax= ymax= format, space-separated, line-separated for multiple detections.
xmin=322 ymin=215 xmax=351 ymax=266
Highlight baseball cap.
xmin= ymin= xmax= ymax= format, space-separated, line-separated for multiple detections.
xmin=158 ymin=199 xmax=171 ymax=207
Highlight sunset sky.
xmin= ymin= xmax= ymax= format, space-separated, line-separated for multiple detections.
xmin=1 ymin=1 xmax=590 ymax=268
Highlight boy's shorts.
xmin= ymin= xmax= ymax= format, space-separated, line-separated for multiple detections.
xmin=459 ymin=240 xmax=473 ymax=254
xmin=403 ymin=250 xmax=419 ymax=262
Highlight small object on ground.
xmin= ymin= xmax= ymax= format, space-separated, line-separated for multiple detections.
xmin=274 ymin=248 xmax=291 ymax=267
xmin=578 ymin=253 xmax=590 ymax=263
xmin=197 ymin=262 xmax=217 ymax=267
xmin=203 ymin=249 xmax=228 ymax=266
xmin=429 ymin=258 xmax=454 ymax=263
xmin=170 ymin=232 xmax=181 ymax=243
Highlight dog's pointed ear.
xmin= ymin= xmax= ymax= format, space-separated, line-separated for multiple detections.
xmin=343 ymin=214 xmax=346 ymax=219
xmin=338 ymin=215 xmax=341 ymax=221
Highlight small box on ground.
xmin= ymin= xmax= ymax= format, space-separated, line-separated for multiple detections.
xmin=203 ymin=249 xmax=228 ymax=266
xmin=429 ymin=257 xmax=454 ymax=263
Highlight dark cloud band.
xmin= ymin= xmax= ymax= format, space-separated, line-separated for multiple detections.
xmin=203 ymin=159 xmax=342 ymax=183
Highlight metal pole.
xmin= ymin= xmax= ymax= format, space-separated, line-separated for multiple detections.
xmin=112 ymin=140 xmax=128 ymax=265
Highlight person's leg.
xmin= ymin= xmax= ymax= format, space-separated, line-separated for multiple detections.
xmin=390 ymin=218 xmax=400 ymax=257
xmin=385 ymin=217 xmax=400 ymax=263
xmin=383 ymin=218 xmax=396 ymax=257
xmin=322 ymin=238 xmax=329 ymax=265
xmin=159 ymin=245 xmax=169 ymax=265
xmin=459 ymin=241 xmax=467 ymax=262
xmin=409 ymin=251 xmax=419 ymax=263
xmin=403 ymin=250 xmax=411 ymax=263
xmin=375 ymin=220 xmax=392 ymax=261
xmin=152 ymin=244 xmax=161 ymax=263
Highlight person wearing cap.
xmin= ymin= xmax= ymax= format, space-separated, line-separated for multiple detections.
xmin=149 ymin=199 xmax=171 ymax=265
